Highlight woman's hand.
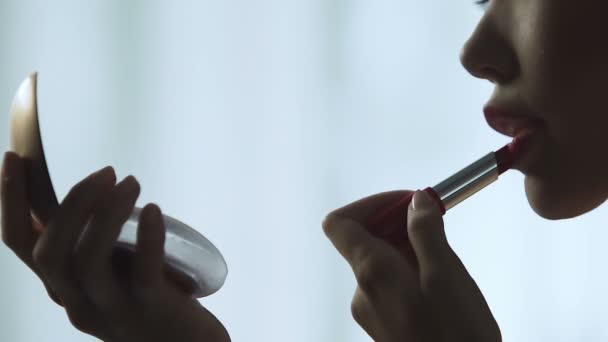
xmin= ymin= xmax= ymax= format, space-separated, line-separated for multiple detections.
xmin=323 ymin=190 xmax=501 ymax=342
xmin=1 ymin=152 xmax=230 ymax=342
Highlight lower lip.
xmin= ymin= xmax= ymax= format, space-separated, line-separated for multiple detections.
xmin=509 ymin=129 xmax=539 ymax=171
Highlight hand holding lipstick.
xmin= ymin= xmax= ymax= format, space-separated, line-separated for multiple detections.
xmin=323 ymin=190 xmax=501 ymax=342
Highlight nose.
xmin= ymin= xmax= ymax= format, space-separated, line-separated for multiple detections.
xmin=459 ymin=16 xmax=518 ymax=85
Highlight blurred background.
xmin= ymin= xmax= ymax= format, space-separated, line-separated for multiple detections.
xmin=1 ymin=1 xmax=607 ymax=341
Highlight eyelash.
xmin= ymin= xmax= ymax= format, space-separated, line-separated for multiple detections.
xmin=475 ymin=0 xmax=490 ymax=7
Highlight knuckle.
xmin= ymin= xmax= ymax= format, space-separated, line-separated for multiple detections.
xmin=350 ymin=297 xmax=367 ymax=326
xmin=32 ymin=242 xmax=55 ymax=273
xmin=66 ymin=309 xmax=96 ymax=335
xmin=46 ymin=287 xmax=64 ymax=306
xmin=321 ymin=213 xmax=338 ymax=235
xmin=322 ymin=213 xmax=351 ymax=237
xmin=354 ymin=255 xmax=394 ymax=294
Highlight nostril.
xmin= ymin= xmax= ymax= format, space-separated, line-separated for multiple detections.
xmin=478 ymin=66 xmax=501 ymax=84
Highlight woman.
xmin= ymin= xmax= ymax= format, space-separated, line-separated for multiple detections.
xmin=2 ymin=1 xmax=606 ymax=341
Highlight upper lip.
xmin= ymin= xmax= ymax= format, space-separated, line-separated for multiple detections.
xmin=483 ymin=104 xmax=543 ymax=138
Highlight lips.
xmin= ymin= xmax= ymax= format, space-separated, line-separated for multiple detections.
xmin=483 ymin=106 xmax=543 ymax=138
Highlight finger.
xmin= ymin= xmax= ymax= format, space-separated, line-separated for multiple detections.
xmin=406 ymin=190 xmax=452 ymax=275
xmin=33 ymin=165 xmax=116 ymax=311
xmin=1 ymin=152 xmax=39 ymax=266
xmin=183 ymin=300 xmax=232 ymax=342
xmin=327 ymin=190 xmax=413 ymax=224
xmin=33 ymin=165 xmax=116 ymax=301
xmin=132 ymin=203 xmax=165 ymax=301
xmin=407 ymin=191 xmax=500 ymax=340
xmin=351 ymin=287 xmax=384 ymax=342
xmin=31 ymin=214 xmax=45 ymax=234
xmin=323 ymin=214 xmax=417 ymax=297
xmin=74 ymin=175 xmax=140 ymax=308
xmin=323 ymin=214 xmax=383 ymax=270
xmin=1 ymin=152 xmax=62 ymax=305
xmin=327 ymin=191 xmax=416 ymax=247
xmin=353 ymin=284 xmax=430 ymax=342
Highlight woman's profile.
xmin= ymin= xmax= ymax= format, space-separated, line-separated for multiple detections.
xmin=2 ymin=0 xmax=607 ymax=341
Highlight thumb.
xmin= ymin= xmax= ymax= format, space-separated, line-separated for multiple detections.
xmin=406 ymin=190 xmax=452 ymax=273
xmin=406 ymin=190 xmax=502 ymax=341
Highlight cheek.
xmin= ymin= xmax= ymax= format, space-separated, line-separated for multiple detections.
xmin=516 ymin=2 xmax=608 ymax=218
xmin=520 ymin=5 xmax=608 ymax=156
xmin=523 ymin=69 xmax=608 ymax=219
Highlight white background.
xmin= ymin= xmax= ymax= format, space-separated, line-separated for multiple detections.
xmin=0 ymin=1 xmax=606 ymax=341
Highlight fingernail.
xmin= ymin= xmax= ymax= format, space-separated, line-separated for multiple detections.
xmin=411 ymin=190 xmax=434 ymax=211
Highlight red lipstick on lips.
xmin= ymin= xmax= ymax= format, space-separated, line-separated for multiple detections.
xmin=484 ymin=106 xmax=541 ymax=168
xmin=483 ymin=106 xmax=542 ymax=139
xmin=366 ymin=136 xmax=528 ymax=246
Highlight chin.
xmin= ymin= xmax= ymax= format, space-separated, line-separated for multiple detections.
xmin=524 ymin=176 xmax=607 ymax=220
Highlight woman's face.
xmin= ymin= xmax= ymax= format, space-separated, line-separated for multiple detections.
xmin=460 ymin=0 xmax=608 ymax=219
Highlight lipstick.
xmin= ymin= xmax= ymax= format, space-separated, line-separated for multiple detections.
xmin=367 ymin=141 xmax=519 ymax=238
